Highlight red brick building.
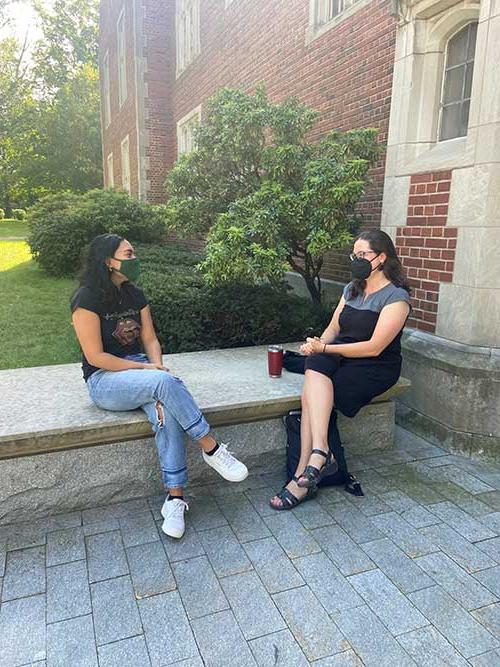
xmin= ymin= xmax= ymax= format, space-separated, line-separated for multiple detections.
xmin=99 ymin=0 xmax=397 ymax=283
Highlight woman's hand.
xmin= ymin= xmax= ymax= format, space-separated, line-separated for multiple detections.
xmin=141 ymin=362 xmax=170 ymax=371
xmin=299 ymin=342 xmax=312 ymax=355
xmin=299 ymin=337 xmax=324 ymax=356
xmin=306 ymin=337 xmax=326 ymax=354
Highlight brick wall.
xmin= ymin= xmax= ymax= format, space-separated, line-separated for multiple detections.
xmin=99 ymin=0 xmax=139 ymax=194
xmin=395 ymin=171 xmax=457 ymax=333
xmin=142 ymin=0 xmax=176 ymax=203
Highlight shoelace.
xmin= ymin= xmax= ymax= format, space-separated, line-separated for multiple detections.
xmin=167 ymin=499 xmax=189 ymax=516
xmin=216 ymin=443 xmax=239 ymax=468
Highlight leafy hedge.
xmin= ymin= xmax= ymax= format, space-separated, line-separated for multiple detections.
xmin=28 ymin=189 xmax=166 ymax=277
xmin=12 ymin=209 xmax=27 ymax=221
xmin=137 ymin=243 xmax=330 ymax=353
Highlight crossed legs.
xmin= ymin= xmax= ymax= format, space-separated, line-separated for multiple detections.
xmin=270 ymin=369 xmax=335 ymax=509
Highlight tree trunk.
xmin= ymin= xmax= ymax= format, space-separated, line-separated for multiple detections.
xmin=288 ymin=252 xmax=323 ymax=306
xmin=303 ymin=271 xmax=322 ymax=306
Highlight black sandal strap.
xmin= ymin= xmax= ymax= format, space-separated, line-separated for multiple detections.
xmin=276 ymin=487 xmax=299 ymax=508
xmin=311 ymin=448 xmax=329 ymax=459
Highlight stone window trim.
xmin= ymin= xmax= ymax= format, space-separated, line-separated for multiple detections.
xmin=306 ymin=0 xmax=374 ymax=45
xmin=176 ymin=105 xmax=202 ymax=157
xmin=120 ymin=135 xmax=131 ymax=193
xmin=102 ymin=50 xmax=111 ymax=129
xmin=176 ymin=0 xmax=201 ymax=79
xmin=117 ymin=7 xmax=128 ymax=108
xmin=387 ymin=2 xmax=480 ymax=177
xmin=106 ymin=153 xmax=114 ymax=189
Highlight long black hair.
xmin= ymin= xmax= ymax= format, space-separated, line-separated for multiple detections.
xmin=349 ymin=229 xmax=410 ymax=298
xmin=75 ymin=233 xmax=124 ymax=305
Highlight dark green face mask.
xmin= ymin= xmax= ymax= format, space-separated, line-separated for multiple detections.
xmin=113 ymin=257 xmax=141 ymax=282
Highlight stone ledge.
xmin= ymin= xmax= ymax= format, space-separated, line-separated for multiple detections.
xmin=400 ymin=331 xmax=499 ymax=445
xmin=0 ymin=344 xmax=410 ymax=459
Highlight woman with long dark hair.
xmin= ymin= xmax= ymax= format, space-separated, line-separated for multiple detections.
xmin=270 ymin=230 xmax=411 ymax=509
xmin=71 ymin=234 xmax=248 ymax=538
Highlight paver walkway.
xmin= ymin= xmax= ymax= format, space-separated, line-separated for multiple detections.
xmin=1 ymin=427 xmax=500 ymax=666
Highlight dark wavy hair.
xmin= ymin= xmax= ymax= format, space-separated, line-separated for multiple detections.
xmin=74 ymin=233 xmax=125 ymax=305
xmin=349 ymin=229 xmax=410 ymax=298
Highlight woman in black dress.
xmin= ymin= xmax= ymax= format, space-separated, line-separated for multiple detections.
xmin=270 ymin=230 xmax=411 ymax=509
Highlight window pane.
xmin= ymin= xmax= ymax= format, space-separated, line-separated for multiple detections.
xmin=447 ymin=27 xmax=468 ymax=68
xmin=460 ymin=100 xmax=471 ymax=136
xmin=467 ymin=23 xmax=478 ymax=60
xmin=443 ymin=65 xmax=465 ymax=104
xmin=464 ymin=62 xmax=474 ymax=99
xmin=440 ymin=22 xmax=477 ymax=141
xmin=440 ymin=104 xmax=462 ymax=141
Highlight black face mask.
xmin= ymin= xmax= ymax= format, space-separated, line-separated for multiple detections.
xmin=350 ymin=254 xmax=380 ymax=280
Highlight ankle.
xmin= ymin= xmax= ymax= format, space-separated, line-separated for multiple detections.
xmin=204 ymin=442 xmax=219 ymax=457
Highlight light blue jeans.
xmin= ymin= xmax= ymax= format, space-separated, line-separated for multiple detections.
xmin=86 ymin=353 xmax=210 ymax=489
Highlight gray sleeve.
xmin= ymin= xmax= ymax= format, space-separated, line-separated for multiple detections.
xmin=342 ymin=282 xmax=353 ymax=301
xmin=384 ymin=286 xmax=411 ymax=307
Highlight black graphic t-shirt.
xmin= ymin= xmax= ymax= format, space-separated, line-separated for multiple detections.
xmin=70 ymin=283 xmax=148 ymax=381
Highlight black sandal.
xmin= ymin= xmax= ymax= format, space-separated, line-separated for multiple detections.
xmin=344 ymin=474 xmax=364 ymax=497
xmin=269 ymin=476 xmax=317 ymax=511
xmin=296 ymin=449 xmax=337 ymax=489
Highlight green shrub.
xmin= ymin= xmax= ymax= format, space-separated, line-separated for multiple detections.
xmin=137 ymin=243 xmax=330 ymax=353
xmin=27 ymin=189 xmax=166 ymax=277
xmin=12 ymin=209 xmax=27 ymax=220
xmin=0 ymin=208 xmax=4 ymax=219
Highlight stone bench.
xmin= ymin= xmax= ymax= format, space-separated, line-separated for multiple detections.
xmin=0 ymin=344 xmax=409 ymax=524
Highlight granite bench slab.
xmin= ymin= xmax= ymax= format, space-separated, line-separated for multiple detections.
xmin=0 ymin=344 xmax=410 ymax=459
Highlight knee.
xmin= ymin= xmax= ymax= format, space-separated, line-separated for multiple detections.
xmin=156 ymin=371 xmax=180 ymax=397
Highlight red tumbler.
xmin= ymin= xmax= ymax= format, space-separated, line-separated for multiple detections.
xmin=268 ymin=345 xmax=284 ymax=378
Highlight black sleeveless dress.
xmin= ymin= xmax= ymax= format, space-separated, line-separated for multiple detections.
xmin=305 ymin=281 xmax=411 ymax=418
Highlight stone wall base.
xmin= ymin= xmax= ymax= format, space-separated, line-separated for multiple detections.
xmin=0 ymin=402 xmax=394 ymax=525
xmin=398 ymin=330 xmax=499 ymax=461
xmin=396 ymin=403 xmax=500 ymax=461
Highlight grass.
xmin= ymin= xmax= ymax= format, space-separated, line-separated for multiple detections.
xmin=0 ymin=218 xmax=28 ymax=238
xmin=0 ymin=239 xmax=80 ymax=370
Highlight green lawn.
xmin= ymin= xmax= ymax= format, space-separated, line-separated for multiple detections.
xmin=0 ymin=218 xmax=28 ymax=238
xmin=0 ymin=239 xmax=80 ymax=370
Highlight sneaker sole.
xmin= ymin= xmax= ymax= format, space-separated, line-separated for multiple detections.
xmin=161 ymin=519 xmax=185 ymax=539
xmin=203 ymin=456 xmax=249 ymax=483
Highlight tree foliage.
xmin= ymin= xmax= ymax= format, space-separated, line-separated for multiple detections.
xmin=165 ymin=88 xmax=380 ymax=303
xmin=0 ymin=37 xmax=39 ymax=215
xmin=0 ymin=0 xmax=101 ymax=212
xmin=31 ymin=0 xmax=99 ymax=94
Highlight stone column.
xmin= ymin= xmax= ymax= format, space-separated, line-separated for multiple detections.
xmin=381 ymin=0 xmax=500 ymax=458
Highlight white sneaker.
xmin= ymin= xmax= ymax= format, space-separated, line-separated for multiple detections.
xmin=161 ymin=497 xmax=189 ymax=539
xmin=202 ymin=443 xmax=248 ymax=482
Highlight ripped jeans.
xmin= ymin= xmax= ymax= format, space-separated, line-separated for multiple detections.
xmin=86 ymin=354 xmax=210 ymax=489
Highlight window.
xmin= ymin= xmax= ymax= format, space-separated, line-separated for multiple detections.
xmin=313 ymin=0 xmax=361 ymax=27
xmin=177 ymin=106 xmax=201 ymax=156
xmin=439 ymin=22 xmax=477 ymax=142
xmin=117 ymin=8 xmax=127 ymax=107
xmin=121 ymin=135 xmax=130 ymax=193
xmin=106 ymin=153 xmax=114 ymax=188
xmin=176 ymin=0 xmax=200 ymax=76
xmin=102 ymin=51 xmax=111 ymax=128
